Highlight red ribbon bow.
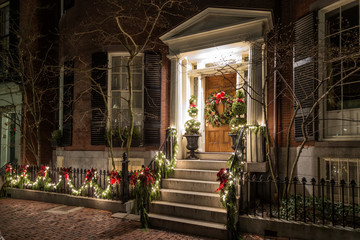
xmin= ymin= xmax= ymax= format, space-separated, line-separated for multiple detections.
xmin=236 ymin=97 xmax=245 ymax=103
xmin=110 ymin=170 xmax=121 ymax=185
xmin=216 ymin=91 xmax=225 ymax=104
xmin=190 ymin=103 xmax=196 ymax=108
xmin=39 ymin=166 xmax=47 ymax=177
xmin=5 ymin=164 xmax=11 ymax=173
xmin=216 ymin=168 xmax=229 ymax=192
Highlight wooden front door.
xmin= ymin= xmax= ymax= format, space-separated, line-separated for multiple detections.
xmin=205 ymin=73 xmax=236 ymax=152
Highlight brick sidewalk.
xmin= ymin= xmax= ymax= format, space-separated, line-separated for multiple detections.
xmin=0 ymin=198 xmax=264 ymax=240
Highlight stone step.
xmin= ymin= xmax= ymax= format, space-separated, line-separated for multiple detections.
xmin=197 ymin=152 xmax=232 ymax=160
xmin=162 ymin=178 xmax=219 ymax=193
xmin=160 ymin=189 xmax=222 ymax=208
xmin=173 ymin=169 xmax=219 ymax=181
xmin=176 ymin=160 xmax=228 ymax=171
xmin=149 ymin=213 xmax=228 ymax=240
xmin=150 ymin=201 xmax=226 ymax=224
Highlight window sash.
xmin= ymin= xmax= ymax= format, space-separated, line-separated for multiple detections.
xmin=321 ymin=0 xmax=360 ymax=137
xmin=108 ymin=54 xmax=144 ymax=130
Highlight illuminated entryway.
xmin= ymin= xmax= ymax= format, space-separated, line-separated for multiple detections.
xmin=160 ymin=7 xmax=273 ymax=159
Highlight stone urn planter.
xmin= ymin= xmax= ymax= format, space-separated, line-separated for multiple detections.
xmin=228 ymin=133 xmax=238 ymax=150
xmin=184 ymin=134 xmax=200 ymax=159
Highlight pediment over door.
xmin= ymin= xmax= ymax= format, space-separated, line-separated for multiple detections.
xmin=160 ymin=8 xmax=273 ymax=55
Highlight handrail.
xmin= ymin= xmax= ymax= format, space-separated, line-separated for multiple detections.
xmin=230 ymin=126 xmax=247 ymax=172
xmin=148 ymin=128 xmax=176 ymax=170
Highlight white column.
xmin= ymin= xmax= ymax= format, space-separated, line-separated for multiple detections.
xmin=198 ymin=75 xmax=205 ymax=151
xmin=169 ymin=56 xmax=185 ymax=159
xmin=247 ymin=42 xmax=264 ymax=163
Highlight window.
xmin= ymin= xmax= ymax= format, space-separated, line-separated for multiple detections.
xmin=0 ymin=2 xmax=9 ymax=76
xmin=109 ymin=54 xmax=144 ymax=133
xmin=322 ymin=1 xmax=360 ymax=137
xmin=323 ymin=158 xmax=360 ymax=204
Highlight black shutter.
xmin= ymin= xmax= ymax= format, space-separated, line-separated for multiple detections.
xmin=91 ymin=52 xmax=108 ymax=145
xmin=62 ymin=60 xmax=74 ymax=146
xmin=293 ymin=12 xmax=317 ymax=141
xmin=144 ymin=52 xmax=161 ymax=146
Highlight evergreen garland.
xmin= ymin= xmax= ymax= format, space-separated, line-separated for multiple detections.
xmin=204 ymin=91 xmax=233 ymax=127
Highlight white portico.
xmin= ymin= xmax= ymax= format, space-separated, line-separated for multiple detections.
xmin=160 ymin=8 xmax=273 ymax=162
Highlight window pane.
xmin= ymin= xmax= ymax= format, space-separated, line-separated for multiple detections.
xmin=326 ymin=8 xmax=340 ymax=36
xmin=343 ymin=60 xmax=360 ymax=109
xmin=112 ymin=92 xmax=121 ymax=109
xmin=121 ymin=74 xmax=128 ymax=90
xmin=132 ymin=92 xmax=142 ymax=108
xmin=327 ymin=61 xmax=342 ymax=111
xmin=341 ymin=3 xmax=359 ymax=31
xmin=112 ymin=74 xmax=120 ymax=90
xmin=132 ymin=73 xmax=142 ymax=90
xmin=112 ymin=57 xmax=121 ymax=73
xmin=132 ymin=56 xmax=143 ymax=73
xmin=325 ymin=34 xmax=340 ymax=60
xmin=341 ymin=28 xmax=359 ymax=55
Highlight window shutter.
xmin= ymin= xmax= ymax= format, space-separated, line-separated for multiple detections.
xmin=144 ymin=52 xmax=161 ymax=146
xmin=62 ymin=60 xmax=74 ymax=146
xmin=91 ymin=52 xmax=108 ymax=145
xmin=293 ymin=12 xmax=317 ymax=141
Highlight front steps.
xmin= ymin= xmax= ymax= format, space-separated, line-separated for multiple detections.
xmin=149 ymin=159 xmax=229 ymax=240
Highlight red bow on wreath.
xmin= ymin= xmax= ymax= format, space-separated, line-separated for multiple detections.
xmin=236 ymin=97 xmax=245 ymax=103
xmin=216 ymin=91 xmax=225 ymax=104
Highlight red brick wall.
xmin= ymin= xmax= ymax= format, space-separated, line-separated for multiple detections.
xmin=19 ymin=0 xmax=60 ymax=165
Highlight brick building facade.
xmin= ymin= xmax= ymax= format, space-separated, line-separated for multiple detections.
xmin=1 ymin=0 xmax=360 ymax=186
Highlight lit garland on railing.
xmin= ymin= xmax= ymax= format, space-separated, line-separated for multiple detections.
xmin=130 ymin=127 xmax=178 ymax=228
xmin=4 ymin=164 xmax=121 ymax=200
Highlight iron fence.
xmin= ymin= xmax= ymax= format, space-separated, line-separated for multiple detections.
xmin=8 ymin=154 xmax=136 ymax=202
xmin=239 ymin=173 xmax=360 ymax=229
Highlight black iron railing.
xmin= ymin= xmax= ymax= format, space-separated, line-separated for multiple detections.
xmin=239 ymin=173 xmax=360 ymax=229
xmin=148 ymin=128 xmax=176 ymax=178
xmin=230 ymin=126 xmax=247 ymax=172
xmin=6 ymin=157 xmax=136 ymax=202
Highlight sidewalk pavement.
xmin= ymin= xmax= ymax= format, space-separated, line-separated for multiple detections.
xmin=0 ymin=198 xmax=268 ymax=240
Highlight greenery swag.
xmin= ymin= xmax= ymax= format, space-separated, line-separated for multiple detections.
xmin=131 ymin=127 xmax=178 ymax=228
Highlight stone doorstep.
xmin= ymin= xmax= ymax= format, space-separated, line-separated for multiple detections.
xmin=7 ymin=188 xmax=134 ymax=214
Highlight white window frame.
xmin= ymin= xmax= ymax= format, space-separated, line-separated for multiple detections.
xmin=319 ymin=0 xmax=360 ymax=140
xmin=321 ymin=157 xmax=360 ymax=204
xmin=107 ymin=53 xmax=144 ymax=133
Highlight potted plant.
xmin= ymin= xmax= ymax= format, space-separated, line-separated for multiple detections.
xmin=229 ymin=90 xmax=246 ymax=150
xmin=184 ymin=95 xmax=201 ymax=159
xmin=49 ymin=129 xmax=62 ymax=148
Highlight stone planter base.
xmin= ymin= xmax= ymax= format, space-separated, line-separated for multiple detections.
xmin=184 ymin=135 xmax=200 ymax=159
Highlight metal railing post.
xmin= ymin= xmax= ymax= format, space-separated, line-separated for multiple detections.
xmin=122 ymin=152 xmax=129 ymax=203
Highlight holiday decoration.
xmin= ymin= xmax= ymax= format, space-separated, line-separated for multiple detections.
xmin=204 ymin=91 xmax=233 ymax=127
xmin=232 ymin=90 xmax=246 ymax=116
xmin=187 ymin=95 xmax=198 ymax=118
xmin=184 ymin=95 xmax=200 ymax=135
xmin=109 ymin=170 xmax=121 ymax=185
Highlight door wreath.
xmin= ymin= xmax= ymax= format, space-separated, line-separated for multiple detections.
xmin=204 ymin=91 xmax=233 ymax=127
